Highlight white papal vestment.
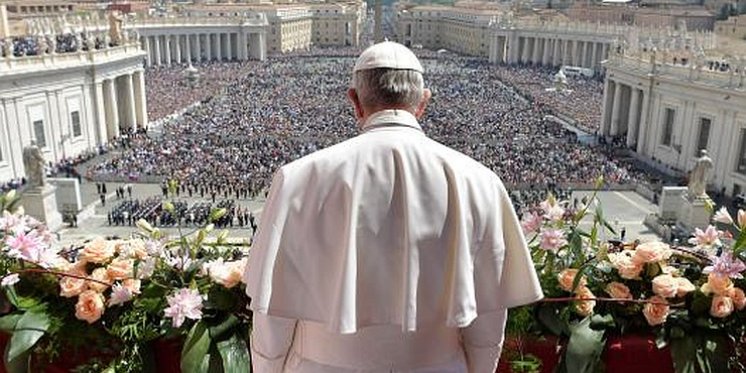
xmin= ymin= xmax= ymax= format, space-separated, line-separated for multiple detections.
xmin=244 ymin=109 xmax=543 ymax=372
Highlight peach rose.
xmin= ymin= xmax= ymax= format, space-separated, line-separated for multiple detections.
xmin=702 ymin=273 xmax=734 ymax=296
xmin=209 ymin=259 xmax=245 ymax=289
xmin=676 ymin=277 xmax=696 ymax=297
xmin=116 ymin=239 xmax=149 ymax=260
xmin=728 ymin=288 xmax=746 ymax=311
xmin=557 ymin=269 xmax=586 ymax=293
xmin=643 ymin=295 xmax=670 ymax=326
xmin=574 ymin=286 xmax=596 ymax=317
xmin=87 ymin=267 xmax=112 ymax=293
xmin=75 ymin=290 xmax=105 ymax=324
xmin=80 ymin=238 xmax=115 ymax=264
xmin=632 ymin=241 xmax=672 ymax=265
xmin=123 ymin=279 xmax=141 ymax=295
xmin=710 ymin=295 xmax=734 ymax=318
xmin=604 ymin=282 xmax=633 ymax=301
xmin=608 ymin=251 xmax=644 ymax=280
xmin=107 ymin=258 xmax=134 ymax=281
xmin=652 ymin=274 xmax=679 ymax=298
xmin=59 ymin=271 xmax=87 ymax=298
xmin=738 ymin=210 xmax=746 ymax=230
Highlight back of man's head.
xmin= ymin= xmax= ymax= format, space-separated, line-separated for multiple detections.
xmin=351 ymin=42 xmax=426 ymax=113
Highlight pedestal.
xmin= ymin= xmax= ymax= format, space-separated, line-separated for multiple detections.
xmin=677 ymin=194 xmax=712 ymax=232
xmin=21 ymin=185 xmax=63 ymax=232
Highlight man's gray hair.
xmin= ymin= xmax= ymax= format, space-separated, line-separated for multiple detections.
xmin=352 ymin=68 xmax=424 ymax=111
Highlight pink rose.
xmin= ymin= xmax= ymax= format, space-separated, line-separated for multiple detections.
xmin=87 ymin=267 xmax=112 ymax=293
xmin=652 ymin=274 xmax=679 ymax=298
xmin=106 ymin=258 xmax=134 ymax=281
xmin=643 ymin=295 xmax=670 ymax=326
xmin=632 ymin=242 xmax=671 ymax=265
xmin=80 ymin=238 xmax=115 ymax=264
xmin=206 ymin=259 xmax=246 ymax=289
xmin=557 ymin=269 xmax=586 ymax=293
xmin=702 ymin=273 xmax=733 ymax=296
xmin=604 ymin=282 xmax=632 ymax=301
xmin=728 ymin=288 xmax=746 ymax=311
xmin=710 ymin=295 xmax=734 ymax=318
xmin=75 ymin=290 xmax=105 ymax=324
xmin=574 ymin=286 xmax=596 ymax=317
xmin=676 ymin=278 xmax=696 ymax=297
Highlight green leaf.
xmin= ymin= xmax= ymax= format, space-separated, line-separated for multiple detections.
xmin=3 ymin=341 xmax=29 ymax=373
xmin=181 ymin=321 xmax=211 ymax=373
xmin=536 ymin=304 xmax=567 ymax=336
xmin=216 ymin=334 xmax=251 ymax=372
xmin=589 ymin=314 xmax=615 ymax=329
xmin=558 ymin=317 xmax=605 ymax=373
xmin=0 ymin=314 xmax=21 ymax=333
xmin=670 ymin=336 xmax=698 ymax=373
xmin=7 ymin=311 xmax=50 ymax=362
xmin=733 ymin=230 xmax=746 ymax=256
xmin=208 ymin=315 xmax=239 ymax=341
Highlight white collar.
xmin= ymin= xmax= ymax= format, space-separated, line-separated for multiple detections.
xmin=360 ymin=109 xmax=423 ymax=133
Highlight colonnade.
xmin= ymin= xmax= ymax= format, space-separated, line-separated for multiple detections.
xmin=600 ymin=78 xmax=648 ymax=149
xmin=94 ymin=70 xmax=148 ymax=141
xmin=490 ymin=32 xmax=611 ymax=71
xmin=141 ymin=31 xmax=266 ymax=67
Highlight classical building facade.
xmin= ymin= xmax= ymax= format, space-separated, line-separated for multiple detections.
xmin=0 ymin=37 xmax=146 ymax=183
xmin=565 ymin=4 xmax=716 ymax=31
xmin=601 ymin=52 xmax=746 ymax=197
xmin=398 ymin=5 xmax=717 ymax=73
xmin=131 ymin=16 xmax=269 ymax=66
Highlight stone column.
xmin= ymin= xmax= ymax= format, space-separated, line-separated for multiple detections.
xmin=552 ymin=38 xmax=560 ymax=66
xmin=206 ymin=33 xmax=212 ymax=61
xmin=144 ymin=36 xmax=152 ymax=67
xmin=600 ymin=79 xmax=613 ymax=136
xmin=601 ymin=43 xmax=609 ymax=61
xmin=532 ymin=37 xmax=541 ymax=65
xmin=185 ymin=33 xmax=192 ymax=64
xmin=572 ymin=40 xmax=579 ymax=66
xmin=250 ymin=32 xmax=266 ymax=60
xmin=103 ymin=79 xmax=119 ymax=140
xmin=134 ymin=70 xmax=148 ymax=128
xmin=154 ymin=35 xmax=162 ymax=66
xmin=121 ymin=74 xmax=136 ymax=130
xmin=216 ymin=33 xmax=223 ymax=61
xmin=591 ymin=42 xmax=598 ymax=69
xmin=226 ymin=33 xmax=233 ymax=61
xmin=582 ymin=41 xmax=589 ymax=68
xmin=610 ymin=82 xmax=623 ymax=136
xmin=626 ymin=88 xmax=641 ymax=147
xmin=238 ymin=31 xmax=247 ymax=60
xmin=175 ymin=35 xmax=182 ymax=64
xmin=542 ymin=38 xmax=550 ymax=65
xmin=636 ymin=91 xmax=650 ymax=154
xmin=164 ymin=35 xmax=172 ymax=65
xmin=521 ymin=37 xmax=531 ymax=63
xmin=92 ymin=81 xmax=107 ymax=146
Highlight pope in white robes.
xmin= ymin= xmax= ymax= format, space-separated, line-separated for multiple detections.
xmin=244 ymin=41 xmax=544 ymax=373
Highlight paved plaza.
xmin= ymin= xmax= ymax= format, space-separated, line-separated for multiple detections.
xmin=55 ymin=177 xmax=661 ymax=247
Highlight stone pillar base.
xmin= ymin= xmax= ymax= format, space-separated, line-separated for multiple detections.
xmin=21 ymin=185 xmax=63 ymax=232
xmin=676 ymin=194 xmax=712 ymax=233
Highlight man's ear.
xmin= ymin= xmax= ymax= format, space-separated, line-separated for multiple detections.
xmin=414 ymin=89 xmax=431 ymax=119
xmin=347 ymin=88 xmax=364 ymax=120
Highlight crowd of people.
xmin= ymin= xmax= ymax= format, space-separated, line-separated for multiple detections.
xmin=493 ymin=65 xmax=604 ymax=133
xmin=88 ymin=53 xmax=653 ymax=216
xmin=107 ymin=197 xmax=257 ymax=233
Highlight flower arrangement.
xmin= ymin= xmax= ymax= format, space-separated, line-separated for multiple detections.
xmin=0 ymin=190 xmax=251 ymax=372
xmin=510 ymin=184 xmax=746 ymax=373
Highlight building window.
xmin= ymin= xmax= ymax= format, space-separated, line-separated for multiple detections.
xmin=33 ymin=120 xmax=46 ymax=148
xmin=737 ymin=129 xmax=746 ymax=175
xmin=695 ymin=117 xmax=711 ymax=155
xmin=661 ymin=108 xmax=675 ymax=147
xmin=71 ymin=111 xmax=82 ymax=138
